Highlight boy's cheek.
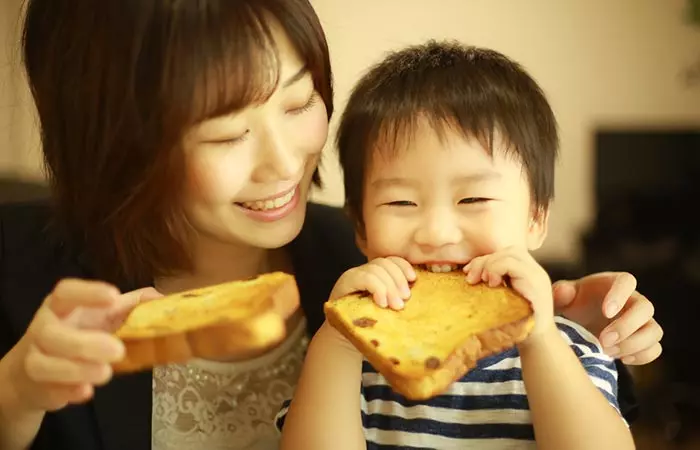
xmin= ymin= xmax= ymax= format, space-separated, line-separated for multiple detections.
xmin=362 ymin=218 xmax=410 ymax=257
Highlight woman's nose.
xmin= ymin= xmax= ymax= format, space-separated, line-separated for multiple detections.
xmin=251 ymin=126 xmax=301 ymax=183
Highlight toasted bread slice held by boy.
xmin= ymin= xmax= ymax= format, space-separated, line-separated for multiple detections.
xmin=112 ymin=271 xmax=299 ymax=372
xmin=324 ymin=268 xmax=534 ymax=400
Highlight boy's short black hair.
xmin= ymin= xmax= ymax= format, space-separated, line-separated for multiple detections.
xmin=336 ymin=40 xmax=559 ymax=232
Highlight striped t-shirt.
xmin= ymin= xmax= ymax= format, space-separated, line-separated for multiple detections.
xmin=276 ymin=316 xmax=620 ymax=449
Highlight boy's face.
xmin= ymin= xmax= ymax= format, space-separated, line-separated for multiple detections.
xmin=359 ymin=120 xmax=549 ymax=270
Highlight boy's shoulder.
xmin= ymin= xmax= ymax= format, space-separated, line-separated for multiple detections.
xmin=553 ymin=315 xmax=608 ymax=356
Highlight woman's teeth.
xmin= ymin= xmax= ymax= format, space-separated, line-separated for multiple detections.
xmin=240 ymin=188 xmax=296 ymax=211
xmin=425 ymin=264 xmax=458 ymax=273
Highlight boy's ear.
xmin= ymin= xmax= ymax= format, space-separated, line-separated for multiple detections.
xmin=526 ymin=206 xmax=550 ymax=251
xmin=355 ymin=231 xmax=369 ymax=257
xmin=344 ymin=204 xmax=370 ymax=257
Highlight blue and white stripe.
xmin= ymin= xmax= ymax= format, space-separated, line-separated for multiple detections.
xmin=276 ymin=316 xmax=620 ymax=449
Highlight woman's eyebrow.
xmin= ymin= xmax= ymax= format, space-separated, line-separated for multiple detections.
xmin=282 ymin=65 xmax=309 ymax=88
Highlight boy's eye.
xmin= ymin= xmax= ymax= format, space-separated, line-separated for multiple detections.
xmin=386 ymin=200 xmax=417 ymax=207
xmin=459 ymin=197 xmax=489 ymax=204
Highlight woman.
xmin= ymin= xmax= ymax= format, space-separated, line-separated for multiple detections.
xmin=0 ymin=1 xmax=662 ymax=449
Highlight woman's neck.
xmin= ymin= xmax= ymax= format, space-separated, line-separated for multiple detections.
xmin=154 ymin=235 xmax=286 ymax=295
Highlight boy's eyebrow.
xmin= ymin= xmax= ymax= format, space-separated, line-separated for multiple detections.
xmin=371 ymin=172 xmax=500 ymax=189
xmin=452 ymin=172 xmax=501 ymax=184
xmin=282 ymin=65 xmax=309 ymax=88
xmin=370 ymin=178 xmax=417 ymax=189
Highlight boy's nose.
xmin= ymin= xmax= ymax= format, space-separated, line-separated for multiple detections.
xmin=413 ymin=209 xmax=462 ymax=250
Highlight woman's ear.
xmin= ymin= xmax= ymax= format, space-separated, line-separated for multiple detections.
xmin=526 ymin=207 xmax=550 ymax=251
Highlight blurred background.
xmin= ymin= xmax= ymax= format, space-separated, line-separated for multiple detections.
xmin=1 ymin=1 xmax=699 ymax=448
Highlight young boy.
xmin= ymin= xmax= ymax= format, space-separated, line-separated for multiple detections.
xmin=277 ymin=41 xmax=634 ymax=449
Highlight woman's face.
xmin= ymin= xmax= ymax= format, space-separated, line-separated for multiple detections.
xmin=181 ymin=24 xmax=329 ymax=251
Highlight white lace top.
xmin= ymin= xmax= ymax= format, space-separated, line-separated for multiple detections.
xmin=151 ymin=318 xmax=309 ymax=450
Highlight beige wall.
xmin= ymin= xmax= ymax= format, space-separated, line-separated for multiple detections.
xmin=1 ymin=1 xmax=699 ymax=263
xmin=310 ymin=0 xmax=700 ymax=263
xmin=0 ymin=0 xmax=41 ymax=181
xmin=0 ymin=0 xmax=17 ymax=173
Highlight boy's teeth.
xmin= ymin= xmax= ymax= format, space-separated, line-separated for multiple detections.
xmin=426 ymin=264 xmax=457 ymax=273
xmin=241 ymin=188 xmax=295 ymax=211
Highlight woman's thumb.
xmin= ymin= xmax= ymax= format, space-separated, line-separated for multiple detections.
xmin=112 ymin=287 xmax=163 ymax=316
xmin=134 ymin=286 xmax=164 ymax=303
xmin=552 ymin=280 xmax=577 ymax=309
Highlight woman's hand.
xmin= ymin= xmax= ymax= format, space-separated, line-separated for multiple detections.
xmin=552 ymin=272 xmax=663 ymax=365
xmin=2 ymin=279 xmax=162 ymax=414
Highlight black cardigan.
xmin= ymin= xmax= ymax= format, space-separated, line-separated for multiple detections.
xmin=0 ymin=200 xmax=636 ymax=450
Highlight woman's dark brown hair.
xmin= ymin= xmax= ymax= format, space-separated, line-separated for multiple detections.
xmin=21 ymin=0 xmax=333 ymax=285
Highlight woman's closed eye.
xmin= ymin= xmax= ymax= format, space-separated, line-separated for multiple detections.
xmin=286 ymin=93 xmax=318 ymax=115
xmin=209 ymin=130 xmax=250 ymax=147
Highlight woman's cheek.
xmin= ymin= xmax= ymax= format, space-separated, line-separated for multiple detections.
xmin=184 ymin=153 xmax=243 ymax=203
xmin=300 ymin=105 xmax=330 ymax=156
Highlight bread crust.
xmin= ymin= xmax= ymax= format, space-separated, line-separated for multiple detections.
xmin=112 ymin=272 xmax=299 ymax=373
xmin=324 ymin=269 xmax=534 ymax=400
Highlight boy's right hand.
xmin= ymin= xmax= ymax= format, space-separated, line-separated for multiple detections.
xmin=329 ymin=257 xmax=416 ymax=310
xmin=1 ymin=279 xmax=162 ymax=414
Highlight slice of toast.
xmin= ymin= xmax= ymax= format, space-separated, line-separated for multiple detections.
xmin=112 ymin=271 xmax=299 ymax=372
xmin=324 ymin=268 xmax=534 ymax=400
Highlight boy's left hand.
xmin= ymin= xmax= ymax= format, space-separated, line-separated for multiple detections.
xmin=463 ymin=247 xmax=554 ymax=337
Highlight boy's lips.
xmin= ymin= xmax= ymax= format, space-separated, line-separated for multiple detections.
xmin=414 ymin=261 xmax=467 ymax=273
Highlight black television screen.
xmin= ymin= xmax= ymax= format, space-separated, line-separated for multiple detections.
xmin=594 ymin=128 xmax=700 ymax=208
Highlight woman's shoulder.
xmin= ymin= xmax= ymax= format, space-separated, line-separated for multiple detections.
xmin=0 ymin=199 xmax=79 ymax=273
xmin=290 ymin=202 xmax=366 ymax=335
xmin=0 ymin=198 xmax=53 ymax=235
xmin=0 ymin=199 xmax=61 ymax=278
xmin=296 ymin=202 xmax=366 ymax=268
xmin=0 ymin=200 xmax=90 ymax=347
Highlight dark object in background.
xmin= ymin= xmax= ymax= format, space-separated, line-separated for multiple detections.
xmin=583 ymin=127 xmax=700 ymax=442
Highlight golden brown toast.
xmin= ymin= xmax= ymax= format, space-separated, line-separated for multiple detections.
xmin=112 ymin=271 xmax=299 ymax=372
xmin=324 ymin=268 xmax=534 ymax=400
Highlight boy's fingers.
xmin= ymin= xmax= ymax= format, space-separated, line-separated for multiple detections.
xmin=365 ymin=266 xmax=404 ymax=309
xmin=386 ymin=257 xmax=416 ymax=281
xmin=371 ymin=258 xmax=411 ymax=298
xmin=358 ymin=270 xmax=389 ymax=308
